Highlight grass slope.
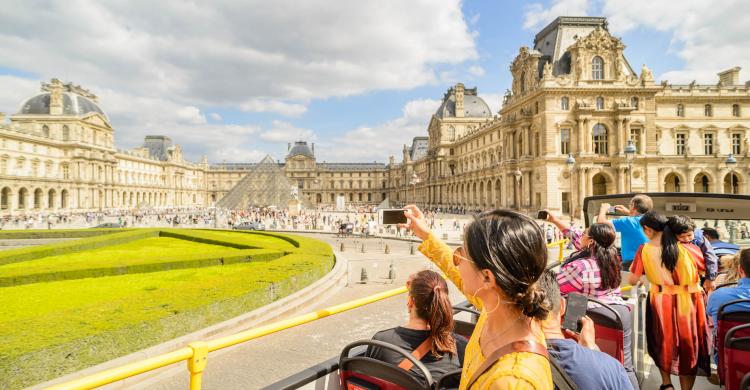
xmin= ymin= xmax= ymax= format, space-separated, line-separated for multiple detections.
xmin=0 ymin=229 xmax=333 ymax=389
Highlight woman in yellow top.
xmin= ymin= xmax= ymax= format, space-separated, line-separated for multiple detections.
xmin=402 ymin=205 xmax=553 ymax=390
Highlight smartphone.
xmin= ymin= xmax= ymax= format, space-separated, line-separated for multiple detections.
xmin=562 ymin=293 xmax=588 ymax=333
xmin=607 ymin=206 xmax=618 ymax=215
xmin=536 ymin=210 xmax=548 ymax=220
xmin=379 ymin=209 xmax=407 ymax=225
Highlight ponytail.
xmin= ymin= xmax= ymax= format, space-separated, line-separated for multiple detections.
xmin=661 ymin=225 xmax=679 ymax=272
xmin=409 ymin=270 xmax=456 ymax=358
xmin=588 ymin=223 xmax=621 ymax=289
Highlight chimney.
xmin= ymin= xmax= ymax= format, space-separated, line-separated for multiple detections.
xmin=48 ymin=79 xmax=64 ymax=115
xmin=455 ymin=83 xmax=465 ymax=118
xmin=718 ymin=67 xmax=741 ymax=86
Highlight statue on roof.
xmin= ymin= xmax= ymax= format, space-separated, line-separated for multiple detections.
xmin=543 ymin=60 xmax=553 ymax=80
xmin=640 ymin=64 xmax=654 ymax=82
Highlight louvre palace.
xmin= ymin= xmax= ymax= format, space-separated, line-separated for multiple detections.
xmin=1 ymin=16 xmax=749 ymax=216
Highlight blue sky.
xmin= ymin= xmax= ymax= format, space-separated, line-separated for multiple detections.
xmin=0 ymin=0 xmax=745 ymax=163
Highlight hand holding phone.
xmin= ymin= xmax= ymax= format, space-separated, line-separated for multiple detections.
xmin=380 ymin=209 xmax=407 ymax=225
xmin=562 ymin=293 xmax=588 ymax=333
xmin=536 ymin=210 xmax=549 ymax=220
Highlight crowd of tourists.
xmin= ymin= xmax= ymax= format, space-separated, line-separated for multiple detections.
xmin=361 ymin=195 xmax=750 ymax=390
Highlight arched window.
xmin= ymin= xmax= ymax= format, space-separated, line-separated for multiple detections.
xmin=592 ymin=56 xmax=604 ymax=80
xmin=677 ymin=104 xmax=685 ymax=117
xmin=592 ymin=123 xmax=608 ymax=155
xmin=705 ymin=104 xmax=713 ymax=117
xmin=561 ymin=96 xmax=569 ymax=110
xmin=447 ymin=126 xmax=455 ymax=141
xmin=42 ymin=125 xmax=49 ymax=137
xmin=62 ymin=125 xmax=70 ymax=141
xmin=631 ymin=97 xmax=639 ymax=110
xmin=596 ymin=97 xmax=604 ymax=110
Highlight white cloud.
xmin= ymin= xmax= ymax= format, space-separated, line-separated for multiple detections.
xmin=259 ymin=120 xmax=315 ymax=143
xmin=316 ymin=98 xmax=441 ymax=162
xmin=0 ymin=1 xmax=477 ymax=109
xmin=480 ymin=93 xmax=504 ymax=114
xmin=468 ymin=65 xmax=485 ymax=77
xmin=240 ymin=99 xmax=308 ymax=117
xmin=209 ymin=112 xmax=222 ymax=121
xmin=523 ymin=0 xmax=750 ymax=84
xmin=176 ymin=106 xmax=207 ymax=125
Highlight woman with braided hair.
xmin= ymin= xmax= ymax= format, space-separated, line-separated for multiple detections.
xmin=401 ymin=205 xmax=552 ymax=390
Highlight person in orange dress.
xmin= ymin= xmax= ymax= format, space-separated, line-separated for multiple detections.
xmin=628 ymin=212 xmax=710 ymax=390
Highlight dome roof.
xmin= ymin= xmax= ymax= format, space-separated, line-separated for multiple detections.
xmin=287 ymin=141 xmax=314 ymax=159
xmin=18 ymin=92 xmax=106 ymax=118
xmin=435 ymin=86 xmax=492 ymax=119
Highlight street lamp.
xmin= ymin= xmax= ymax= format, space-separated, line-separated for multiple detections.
xmin=512 ymin=168 xmax=522 ymax=209
xmin=624 ymin=139 xmax=637 ymax=193
xmin=726 ymin=153 xmax=738 ymax=194
xmin=566 ymin=154 xmax=575 ymax=223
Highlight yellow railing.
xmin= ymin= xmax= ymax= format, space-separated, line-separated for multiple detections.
xmin=47 ymin=286 xmax=408 ymax=390
xmin=46 ymin=239 xmax=570 ymax=390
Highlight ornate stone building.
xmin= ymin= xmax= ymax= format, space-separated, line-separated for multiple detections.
xmin=387 ymin=16 xmax=750 ymax=217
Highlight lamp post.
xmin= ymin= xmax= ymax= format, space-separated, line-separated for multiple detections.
xmin=624 ymin=139 xmax=636 ymax=193
xmin=726 ymin=153 xmax=738 ymax=194
xmin=512 ymin=168 xmax=522 ymax=209
xmin=566 ymin=154 xmax=576 ymax=224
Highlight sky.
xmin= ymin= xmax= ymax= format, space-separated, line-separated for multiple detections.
xmin=0 ymin=0 xmax=748 ymax=164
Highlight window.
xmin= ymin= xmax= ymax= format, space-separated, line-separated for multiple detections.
xmin=677 ymin=104 xmax=685 ymax=117
xmin=733 ymin=104 xmax=741 ymax=117
xmin=561 ymin=96 xmax=569 ymax=110
xmin=560 ymin=128 xmax=571 ymax=155
xmin=62 ymin=125 xmax=70 ymax=141
xmin=447 ymin=126 xmax=455 ymax=141
xmin=593 ymin=123 xmax=608 ymax=155
xmin=631 ymin=97 xmax=639 ymax=110
xmin=704 ymin=133 xmax=714 ymax=155
xmin=31 ymin=160 xmax=39 ymax=177
xmin=733 ymin=133 xmax=742 ymax=155
xmin=592 ymin=56 xmax=604 ymax=80
xmin=534 ymin=132 xmax=540 ymax=156
xmin=596 ymin=97 xmax=604 ymax=110
xmin=630 ymin=128 xmax=642 ymax=153
xmin=705 ymin=104 xmax=713 ymax=117
xmin=42 ymin=125 xmax=50 ymax=137
xmin=676 ymin=133 xmax=687 ymax=155
xmin=0 ymin=157 xmax=6 ymax=174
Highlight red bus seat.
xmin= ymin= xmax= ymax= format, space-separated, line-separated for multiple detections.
xmin=740 ymin=371 xmax=750 ymax=390
xmin=339 ymin=339 xmax=433 ymax=390
xmin=724 ymin=324 xmax=750 ymax=390
xmin=585 ymin=298 xmax=625 ymax=364
xmin=717 ymin=299 xmax=750 ymax=384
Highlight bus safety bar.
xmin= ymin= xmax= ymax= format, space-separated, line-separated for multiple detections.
xmin=45 ymin=239 xmax=568 ymax=390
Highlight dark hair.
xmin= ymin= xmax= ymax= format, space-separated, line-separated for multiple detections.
xmin=630 ymin=194 xmax=653 ymax=214
xmin=659 ymin=215 xmax=695 ymax=272
xmin=464 ymin=209 xmax=550 ymax=320
xmin=702 ymin=227 xmax=720 ymax=241
xmin=539 ymin=270 xmax=562 ymax=315
xmin=587 ymin=223 xmax=622 ymax=289
xmin=409 ymin=270 xmax=456 ymax=358
xmin=739 ymin=248 xmax=750 ymax=277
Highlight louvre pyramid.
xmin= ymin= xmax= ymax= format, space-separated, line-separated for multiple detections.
xmin=216 ymin=155 xmax=310 ymax=209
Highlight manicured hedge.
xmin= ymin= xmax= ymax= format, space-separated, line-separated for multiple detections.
xmin=0 ymin=228 xmax=129 ymax=240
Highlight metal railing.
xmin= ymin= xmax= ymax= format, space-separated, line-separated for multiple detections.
xmin=45 ymin=238 xmax=570 ymax=390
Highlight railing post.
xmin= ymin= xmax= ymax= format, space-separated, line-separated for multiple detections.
xmin=188 ymin=341 xmax=208 ymax=390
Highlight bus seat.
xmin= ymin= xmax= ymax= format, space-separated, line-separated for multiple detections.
xmin=724 ymin=325 xmax=750 ymax=390
xmin=717 ymin=299 xmax=750 ymax=384
xmin=452 ymin=304 xmax=479 ymax=339
xmin=586 ymin=298 xmax=625 ymax=364
xmin=435 ymin=369 xmax=462 ymax=390
xmin=339 ymin=340 xmax=433 ymax=390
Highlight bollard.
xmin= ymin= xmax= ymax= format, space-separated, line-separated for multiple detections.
xmin=409 ymin=242 xmax=415 ymax=255
xmin=360 ymin=267 xmax=368 ymax=283
xmin=388 ymin=262 xmax=396 ymax=281
xmin=340 ymin=242 xmax=345 ymax=251
xmin=361 ymin=243 xmax=366 ymax=253
xmin=384 ymin=244 xmax=390 ymax=254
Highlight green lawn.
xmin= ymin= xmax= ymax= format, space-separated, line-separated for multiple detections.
xmin=0 ymin=229 xmax=333 ymax=389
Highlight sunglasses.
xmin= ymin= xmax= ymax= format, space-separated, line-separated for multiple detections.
xmin=452 ymin=246 xmax=474 ymax=267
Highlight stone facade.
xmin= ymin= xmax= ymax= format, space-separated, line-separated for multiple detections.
xmin=386 ymin=16 xmax=750 ymax=217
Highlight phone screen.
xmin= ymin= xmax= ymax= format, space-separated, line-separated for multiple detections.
xmin=562 ymin=293 xmax=588 ymax=332
xmin=537 ymin=210 xmax=548 ymax=220
xmin=380 ymin=209 xmax=407 ymax=225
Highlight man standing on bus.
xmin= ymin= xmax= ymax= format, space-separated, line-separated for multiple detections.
xmin=597 ymin=194 xmax=652 ymax=271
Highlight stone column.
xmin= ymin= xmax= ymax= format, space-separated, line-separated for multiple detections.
xmin=615 ymin=118 xmax=623 ymax=155
xmin=577 ymin=119 xmax=585 ymax=154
